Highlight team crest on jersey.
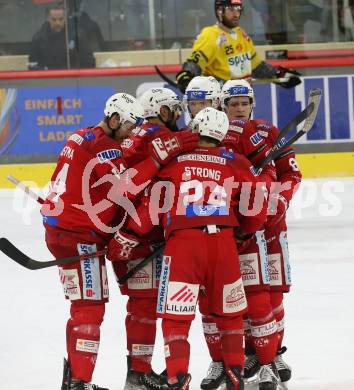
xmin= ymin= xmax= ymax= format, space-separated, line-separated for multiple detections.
xmin=97 ymin=149 xmax=122 ymax=163
xmin=83 ymin=131 xmax=95 ymax=141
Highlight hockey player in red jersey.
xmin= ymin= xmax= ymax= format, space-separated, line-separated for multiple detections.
xmin=41 ymin=92 xmax=198 ymax=390
xmin=183 ymin=77 xmax=279 ymax=390
xmin=107 ymin=87 xmax=196 ymax=390
xmin=252 ymin=105 xmax=302 ymax=388
xmin=121 ymin=107 xmax=271 ymax=389
xmin=183 ymin=76 xmax=221 ymax=122
xmin=121 ymin=87 xmax=184 ymax=166
xmin=220 ymin=79 xmax=300 ymax=388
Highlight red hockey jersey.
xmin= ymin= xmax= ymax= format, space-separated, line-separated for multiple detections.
xmin=252 ymin=119 xmax=302 ymax=204
xmin=129 ymin=147 xmax=268 ymax=239
xmin=41 ymin=126 xmax=158 ymax=238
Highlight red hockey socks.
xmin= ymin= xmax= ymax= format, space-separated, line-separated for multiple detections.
xmin=162 ymin=318 xmax=191 ymax=383
xmin=126 ymin=297 xmax=157 ymax=373
xmin=247 ymin=291 xmax=278 ymax=365
xmin=215 ymin=315 xmax=244 ymax=369
xmin=201 ymin=315 xmax=223 ymax=362
xmin=270 ymin=291 xmax=285 ymax=349
xmin=66 ymin=302 xmax=105 ymax=382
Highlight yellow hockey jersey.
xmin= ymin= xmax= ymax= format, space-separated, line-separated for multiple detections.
xmin=186 ymin=24 xmax=262 ymax=81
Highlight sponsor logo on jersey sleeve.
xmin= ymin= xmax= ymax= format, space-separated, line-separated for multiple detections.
xmin=250 ymin=132 xmax=263 ymax=146
xmin=97 ymin=149 xmax=122 ymax=163
xmin=68 ymin=133 xmax=84 ymax=145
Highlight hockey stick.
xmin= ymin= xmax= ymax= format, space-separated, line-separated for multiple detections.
xmin=155 ymin=66 xmax=178 ymax=88
xmin=0 ymin=237 xmax=106 ymax=270
xmin=7 ymin=175 xmax=44 ymax=204
xmin=154 ymin=66 xmax=290 ymax=89
xmin=118 ymin=244 xmax=164 ymax=285
xmin=256 ymin=88 xmax=322 ymax=171
xmin=272 ymin=90 xmax=318 ymax=145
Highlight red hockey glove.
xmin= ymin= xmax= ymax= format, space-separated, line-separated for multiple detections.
xmin=265 ymin=193 xmax=288 ymax=227
xmin=149 ymin=130 xmax=198 ymax=165
xmin=274 ymin=66 xmax=302 ymax=89
xmin=107 ymin=230 xmax=151 ymax=262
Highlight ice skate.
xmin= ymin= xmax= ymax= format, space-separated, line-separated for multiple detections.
xmin=165 ymin=373 xmax=191 ymax=389
xmin=258 ymin=362 xmax=280 ymax=390
xmin=275 ymin=347 xmax=291 ymax=384
xmin=200 ymin=361 xmax=226 ymax=389
xmin=124 ymin=356 xmax=168 ymax=390
xmin=243 ymin=354 xmax=260 ymax=384
xmin=61 ymin=358 xmax=108 ymax=390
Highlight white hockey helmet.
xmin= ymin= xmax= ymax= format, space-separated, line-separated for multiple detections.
xmin=221 ymin=79 xmax=255 ymax=108
xmin=104 ymin=93 xmax=144 ymax=126
xmin=139 ymin=87 xmax=183 ymax=118
xmin=184 ymin=76 xmax=221 ymax=110
xmin=192 ymin=107 xmax=229 ymax=143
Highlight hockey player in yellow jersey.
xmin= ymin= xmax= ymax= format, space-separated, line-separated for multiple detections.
xmin=176 ymin=0 xmax=301 ymax=92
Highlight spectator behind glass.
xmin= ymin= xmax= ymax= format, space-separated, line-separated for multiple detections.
xmin=28 ymin=2 xmax=104 ymax=70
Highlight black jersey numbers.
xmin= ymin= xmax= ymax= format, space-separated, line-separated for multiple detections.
xmin=225 ymin=45 xmax=235 ymax=56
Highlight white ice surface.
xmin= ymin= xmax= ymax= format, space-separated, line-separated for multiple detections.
xmin=0 ymin=178 xmax=354 ymax=390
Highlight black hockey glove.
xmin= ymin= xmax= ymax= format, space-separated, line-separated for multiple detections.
xmin=275 ymin=66 xmax=302 ymax=89
xmin=176 ymin=70 xmax=194 ymax=93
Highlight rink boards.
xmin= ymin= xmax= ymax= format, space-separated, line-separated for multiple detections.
xmin=0 ymin=73 xmax=353 ymax=186
xmin=0 ymin=151 xmax=353 ymax=189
